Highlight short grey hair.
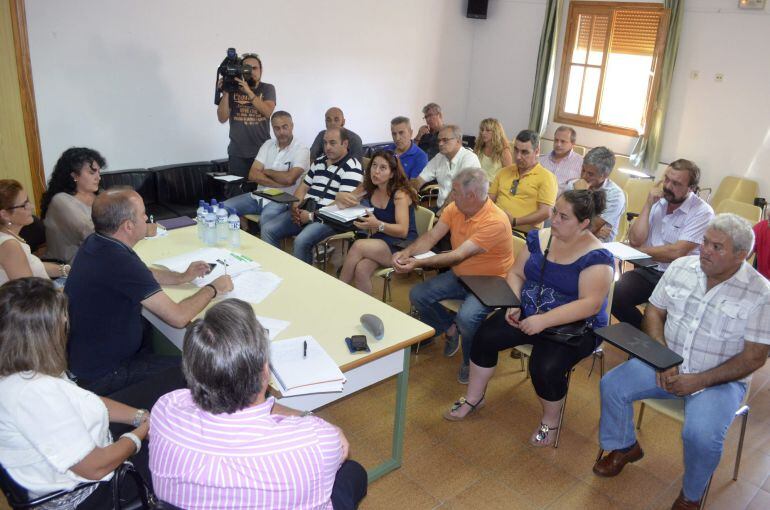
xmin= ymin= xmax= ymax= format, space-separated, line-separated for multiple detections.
xmin=183 ymin=299 xmax=269 ymax=414
xmin=440 ymin=124 xmax=463 ymax=141
xmin=391 ymin=116 xmax=410 ymax=126
xmin=422 ymin=103 xmax=442 ymax=115
xmin=708 ymin=213 xmax=755 ymax=253
xmin=555 ymin=125 xmax=577 ymax=143
xmin=92 ymin=187 xmax=137 ymax=234
xmin=453 ymin=168 xmax=489 ymax=199
xmin=583 ymin=146 xmax=616 ymax=177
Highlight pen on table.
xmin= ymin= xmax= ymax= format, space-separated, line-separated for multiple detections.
xmin=149 ymin=215 xmax=154 ymax=224
xmin=303 ymin=340 xmax=307 ymax=358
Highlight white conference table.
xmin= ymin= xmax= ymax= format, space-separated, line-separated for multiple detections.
xmin=134 ymin=226 xmax=434 ymax=482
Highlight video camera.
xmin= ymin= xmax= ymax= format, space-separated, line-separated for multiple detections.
xmin=214 ymin=48 xmax=254 ymax=105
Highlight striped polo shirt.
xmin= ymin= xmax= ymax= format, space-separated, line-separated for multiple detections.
xmin=304 ymin=154 xmax=363 ymax=206
xmin=149 ymin=390 xmax=344 ymax=509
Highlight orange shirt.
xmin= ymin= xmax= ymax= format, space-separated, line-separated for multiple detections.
xmin=439 ymin=199 xmax=514 ymax=277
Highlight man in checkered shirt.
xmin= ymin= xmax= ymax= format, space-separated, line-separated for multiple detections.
xmin=594 ymin=213 xmax=770 ymax=510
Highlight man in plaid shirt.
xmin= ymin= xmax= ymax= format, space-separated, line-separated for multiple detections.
xmin=594 ymin=214 xmax=770 ymax=510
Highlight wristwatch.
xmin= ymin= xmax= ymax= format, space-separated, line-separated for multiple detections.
xmin=132 ymin=409 xmax=149 ymax=427
xmin=378 ymin=222 xmax=385 ymax=233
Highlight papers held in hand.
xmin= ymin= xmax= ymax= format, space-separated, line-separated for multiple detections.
xmin=153 ymin=248 xmax=260 ymax=287
xmin=317 ymin=204 xmax=373 ymax=223
xmin=594 ymin=322 xmax=684 ymax=371
xmin=459 ymin=275 xmax=521 ymax=308
xmin=269 ymin=336 xmax=346 ymax=397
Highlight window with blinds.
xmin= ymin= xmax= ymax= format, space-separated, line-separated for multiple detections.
xmin=555 ymin=2 xmax=669 ymax=136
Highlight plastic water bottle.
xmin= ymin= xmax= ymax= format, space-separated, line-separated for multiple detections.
xmin=228 ymin=207 xmax=241 ymax=248
xmin=216 ymin=205 xmax=229 ymax=241
xmin=204 ymin=207 xmax=217 ymax=246
xmin=196 ymin=200 xmax=206 ymax=240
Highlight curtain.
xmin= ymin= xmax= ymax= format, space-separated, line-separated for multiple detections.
xmin=630 ymin=0 xmax=685 ymax=173
xmin=528 ymin=0 xmax=564 ymax=135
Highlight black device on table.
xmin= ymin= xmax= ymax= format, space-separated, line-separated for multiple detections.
xmin=594 ymin=322 xmax=684 ymax=370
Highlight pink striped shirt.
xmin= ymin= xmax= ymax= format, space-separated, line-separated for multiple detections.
xmin=149 ymin=390 xmax=343 ymax=509
xmin=539 ymin=150 xmax=584 ymax=193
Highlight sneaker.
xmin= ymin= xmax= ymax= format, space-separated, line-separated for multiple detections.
xmin=457 ymin=363 xmax=469 ymax=384
xmin=443 ymin=331 xmax=460 ymax=357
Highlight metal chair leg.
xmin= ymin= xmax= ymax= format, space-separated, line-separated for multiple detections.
xmin=554 ymin=369 xmax=573 ymax=449
xmin=636 ymin=402 xmax=646 ymax=430
xmin=599 ymin=349 xmax=605 ymax=377
xmin=699 ymin=476 xmax=713 ymax=510
xmin=733 ymin=407 xmax=749 ymax=480
xmin=596 ymin=447 xmax=605 ymax=462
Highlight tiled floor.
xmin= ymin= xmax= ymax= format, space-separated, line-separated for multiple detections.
xmin=3 ymin=247 xmax=769 ymax=510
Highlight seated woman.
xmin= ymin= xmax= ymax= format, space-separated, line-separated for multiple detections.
xmin=339 ymin=150 xmax=418 ymax=295
xmin=1 ymin=180 xmax=69 ymax=284
xmin=41 ymin=148 xmax=104 ymax=263
xmin=443 ymin=190 xmax=614 ymax=447
xmin=150 ymin=299 xmax=367 ymax=510
xmin=0 ymin=277 xmax=151 ymax=507
xmin=474 ymin=118 xmax=513 ymax=181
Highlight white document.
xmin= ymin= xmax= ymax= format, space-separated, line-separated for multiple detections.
xmin=413 ymin=251 xmax=437 ymax=260
xmin=143 ymin=226 xmax=168 ymax=240
xmin=603 ymin=242 xmax=650 ymax=261
xmin=318 ymin=204 xmax=373 ymax=222
xmin=255 ymin=315 xmax=290 ymax=341
xmin=214 ymin=175 xmax=244 ymax=182
xmin=227 ymin=270 xmax=282 ymax=304
xmin=269 ymin=336 xmax=345 ymax=396
xmin=153 ymin=248 xmax=260 ymax=287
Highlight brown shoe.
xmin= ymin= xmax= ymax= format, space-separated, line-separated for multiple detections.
xmin=670 ymin=491 xmax=701 ymax=510
xmin=592 ymin=443 xmax=644 ymax=477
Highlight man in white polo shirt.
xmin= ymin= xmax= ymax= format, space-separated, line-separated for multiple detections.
xmin=612 ymin=159 xmax=714 ymax=329
xmin=223 ymin=111 xmax=310 ymax=227
xmin=411 ymin=124 xmax=480 ymax=215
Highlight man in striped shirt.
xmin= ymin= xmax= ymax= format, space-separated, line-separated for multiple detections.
xmin=261 ymin=127 xmax=363 ymax=264
xmin=150 ymin=299 xmax=367 ymax=509
xmin=538 ymin=126 xmax=583 ymax=194
xmin=595 ymin=214 xmax=770 ymax=510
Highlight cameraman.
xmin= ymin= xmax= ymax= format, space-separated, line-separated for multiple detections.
xmin=217 ymin=53 xmax=276 ymax=178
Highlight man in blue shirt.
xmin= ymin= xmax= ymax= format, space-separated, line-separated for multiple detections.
xmin=385 ymin=116 xmax=429 ymax=179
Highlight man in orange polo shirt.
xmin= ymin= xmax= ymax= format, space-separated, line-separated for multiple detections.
xmin=393 ymin=168 xmax=514 ymax=383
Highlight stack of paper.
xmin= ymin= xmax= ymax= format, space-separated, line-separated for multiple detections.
xmin=153 ymin=248 xmax=260 ymax=287
xmin=603 ymin=242 xmax=650 ymax=261
xmin=229 ymin=271 xmax=283 ymax=304
xmin=269 ymin=336 xmax=346 ymax=397
xmin=255 ymin=315 xmax=290 ymax=340
xmin=318 ymin=204 xmax=373 ymax=223
xmin=213 ymin=175 xmax=244 ymax=182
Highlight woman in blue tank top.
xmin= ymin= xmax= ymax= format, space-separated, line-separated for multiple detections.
xmin=339 ymin=150 xmax=418 ymax=295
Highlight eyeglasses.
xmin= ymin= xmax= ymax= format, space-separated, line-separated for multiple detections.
xmin=509 ymin=179 xmax=520 ymax=196
xmin=6 ymin=199 xmax=31 ymax=210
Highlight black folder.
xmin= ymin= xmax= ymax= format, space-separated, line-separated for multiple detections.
xmin=252 ymin=191 xmax=299 ymax=204
xmin=459 ymin=275 xmax=521 ymax=308
xmin=594 ymin=322 xmax=683 ymax=370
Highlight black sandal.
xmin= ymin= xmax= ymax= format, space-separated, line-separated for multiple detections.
xmin=443 ymin=394 xmax=486 ymax=422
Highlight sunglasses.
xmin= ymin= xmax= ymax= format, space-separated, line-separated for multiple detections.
xmin=509 ymin=179 xmax=520 ymax=196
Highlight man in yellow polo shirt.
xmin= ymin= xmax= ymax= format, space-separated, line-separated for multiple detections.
xmin=392 ymin=168 xmax=514 ymax=384
xmin=490 ymin=129 xmax=558 ymax=232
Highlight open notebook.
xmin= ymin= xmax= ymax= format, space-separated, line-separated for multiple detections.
xmin=269 ymin=336 xmax=346 ymax=397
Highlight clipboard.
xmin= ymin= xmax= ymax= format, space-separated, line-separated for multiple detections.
xmin=459 ymin=275 xmax=521 ymax=308
xmin=594 ymin=322 xmax=684 ymax=370
xmin=252 ymin=190 xmax=299 ymax=204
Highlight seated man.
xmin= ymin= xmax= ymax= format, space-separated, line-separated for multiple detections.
xmin=309 ymin=107 xmax=364 ymax=161
xmin=394 ymin=168 xmax=514 ymax=383
xmin=261 ymin=127 xmax=364 ymax=264
xmin=612 ymin=159 xmax=714 ymax=329
xmin=411 ymin=125 xmax=481 ymax=215
xmin=753 ymin=215 xmax=769 ymax=279
xmin=386 ymin=116 xmax=429 ymax=179
xmin=566 ymin=146 xmax=626 ymax=242
xmin=490 ymin=129 xmax=557 ymax=232
xmin=594 ymin=213 xmax=770 ymax=510
xmin=414 ymin=102 xmax=444 ymax=159
xmin=538 ymin=125 xmax=583 ymax=194
xmin=222 ymin=111 xmax=310 ymax=227
xmin=150 ymin=299 xmax=367 ymax=510
xmin=65 ymin=188 xmax=233 ymax=395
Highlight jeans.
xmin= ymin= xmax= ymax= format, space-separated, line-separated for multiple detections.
xmin=260 ymin=207 xmax=336 ymax=264
xmin=223 ymin=192 xmax=287 ymax=225
xmin=599 ymin=358 xmax=746 ymax=501
xmin=330 ymin=460 xmax=368 ymax=510
xmin=409 ymin=270 xmax=491 ymax=365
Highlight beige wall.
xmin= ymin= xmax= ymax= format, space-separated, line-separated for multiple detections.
xmin=0 ymin=0 xmax=36 ymax=210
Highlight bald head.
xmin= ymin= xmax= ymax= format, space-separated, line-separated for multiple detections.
xmin=325 ymin=107 xmax=345 ymax=129
xmin=92 ymin=188 xmax=146 ymax=243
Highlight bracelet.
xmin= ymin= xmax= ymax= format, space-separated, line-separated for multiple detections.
xmin=206 ymin=283 xmax=218 ymax=299
xmin=59 ymin=264 xmax=70 ymax=277
xmin=132 ymin=408 xmax=149 ymax=427
xmin=120 ymin=432 xmax=142 ymax=455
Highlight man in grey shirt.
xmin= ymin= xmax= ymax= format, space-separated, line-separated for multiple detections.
xmin=309 ymin=107 xmax=363 ymax=161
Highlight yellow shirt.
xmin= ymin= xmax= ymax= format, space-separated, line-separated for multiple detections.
xmin=489 ymin=163 xmax=557 ymax=230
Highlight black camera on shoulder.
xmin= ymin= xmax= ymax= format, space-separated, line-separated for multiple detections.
xmin=214 ymin=48 xmax=254 ymax=105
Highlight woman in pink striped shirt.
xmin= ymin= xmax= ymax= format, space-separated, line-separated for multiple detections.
xmin=149 ymin=299 xmax=367 ymax=509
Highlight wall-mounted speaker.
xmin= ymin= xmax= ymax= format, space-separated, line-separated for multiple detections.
xmin=467 ymin=0 xmax=489 ymax=19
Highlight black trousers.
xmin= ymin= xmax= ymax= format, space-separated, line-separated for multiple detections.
xmin=611 ymin=267 xmax=664 ymax=329
xmin=331 ymin=460 xmax=368 ymax=510
xmin=228 ymin=155 xmax=256 ymax=178
xmin=470 ymin=309 xmax=597 ymax=401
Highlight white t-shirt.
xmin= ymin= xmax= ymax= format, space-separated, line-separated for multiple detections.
xmin=252 ymin=137 xmax=311 ymax=199
xmin=417 ymin=147 xmax=481 ymax=206
xmin=0 ymin=372 xmax=113 ymax=497
xmin=0 ymin=232 xmax=48 ymax=285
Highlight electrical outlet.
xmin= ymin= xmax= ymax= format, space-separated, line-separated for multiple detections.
xmin=715 ymin=73 xmax=724 ymax=82
xmin=690 ymin=70 xmax=700 ymax=79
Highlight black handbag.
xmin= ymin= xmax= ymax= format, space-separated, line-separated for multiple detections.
xmin=533 ymin=234 xmax=591 ymax=346
xmin=112 ymin=461 xmax=159 ymax=509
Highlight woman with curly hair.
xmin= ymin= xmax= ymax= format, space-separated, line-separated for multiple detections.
xmin=41 ymin=148 xmax=105 ymax=262
xmin=474 ymin=118 xmax=512 ymax=181
xmin=339 ymin=150 xmax=419 ymax=295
